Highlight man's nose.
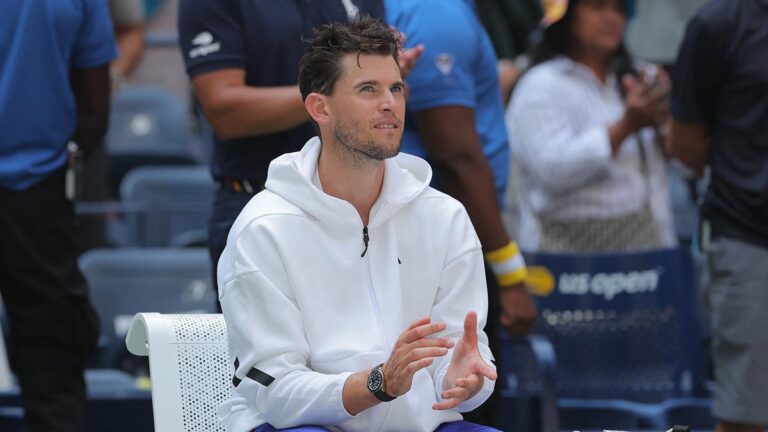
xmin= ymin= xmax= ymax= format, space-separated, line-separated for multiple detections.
xmin=379 ymin=90 xmax=397 ymax=111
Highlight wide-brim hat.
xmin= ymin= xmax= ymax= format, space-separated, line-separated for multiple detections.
xmin=540 ymin=0 xmax=635 ymax=28
xmin=541 ymin=0 xmax=569 ymax=27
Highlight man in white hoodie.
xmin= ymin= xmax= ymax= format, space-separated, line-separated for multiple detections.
xmin=216 ymin=15 xmax=499 ymax=432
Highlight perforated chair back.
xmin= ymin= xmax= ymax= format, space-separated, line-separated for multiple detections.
xmin=119 ymin=166 xmax=215 ymax=246
xmin=525 ymin=247 xmax=705 ymax=402
xmin=126 ymin=313 xmax=230 ymax=432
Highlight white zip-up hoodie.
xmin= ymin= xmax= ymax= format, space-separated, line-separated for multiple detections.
xmin=217 ymin=138 xmax=495 ymax=432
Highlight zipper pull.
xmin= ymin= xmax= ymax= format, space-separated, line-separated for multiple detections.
xmin=361 ymin=226 xmax=369 ymax=258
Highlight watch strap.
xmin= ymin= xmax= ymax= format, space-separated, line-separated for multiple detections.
xmin=370 ymin=363 xmax=396 ymax=402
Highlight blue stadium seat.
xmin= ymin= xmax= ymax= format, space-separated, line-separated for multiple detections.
xmin=0 ymin=369 xmax=152 ymax=432
xmin=523 ymin=247 xmax=712 ymax=429
xmin=84 ymin=368 xmax=153 ymax=432
xmin=497 ymin=334 xmax=559 ymax=432
xmin=119 ymin=165 xmax=215 ymax=247
xmin=106 ymin=85 xmax=200 ymax=198
xmin=79 ymin=248 xmax=217 ymax=371
xmin=0 ymin=407 xmax=23 ymax=432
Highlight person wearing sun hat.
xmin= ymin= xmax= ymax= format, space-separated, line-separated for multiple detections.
xmin=505 ymin=0 xmax=675 ymax=253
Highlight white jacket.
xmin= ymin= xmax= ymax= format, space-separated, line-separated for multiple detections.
xmin=217 ymin=138 xmax=495 ymax=432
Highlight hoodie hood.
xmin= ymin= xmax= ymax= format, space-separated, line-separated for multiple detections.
xmin=265 ymin=137 xmax=433 ymax=229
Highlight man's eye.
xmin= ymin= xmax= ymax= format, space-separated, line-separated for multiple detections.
xmin=361 ymin=85 xmax=375 ymax=92
xmin=391 ymin=85 xmax=404 ymax=93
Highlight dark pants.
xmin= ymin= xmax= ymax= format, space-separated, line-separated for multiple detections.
xmin=0 ymin=168 xmax=100 ymax=432
xmin=75 ymin=142 xmax=109 ymax=252
xmin=208 ymin=185 xmax=255 ymax=307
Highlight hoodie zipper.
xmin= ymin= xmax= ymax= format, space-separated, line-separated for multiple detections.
xmin=361 ymin=226 xmax=390 ymax=349
xmin=361 ymin=233 xmax=393 ymax=432
xmin=360 ymin=226 xmax=370 ymax=257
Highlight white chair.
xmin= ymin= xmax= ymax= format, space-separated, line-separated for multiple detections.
xmin=126 ymin=313 xmax=231 ymax=432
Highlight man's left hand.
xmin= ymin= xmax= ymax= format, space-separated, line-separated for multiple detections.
xmin=398 ymin=43 xmax=423 ymax=78
xmin=433 ymin=312 xmax=497 ymax=410
xmin=499 ymin=282 xmax=537 ymax=336
xmin=391 ymin=28 xmax=423 ymax=78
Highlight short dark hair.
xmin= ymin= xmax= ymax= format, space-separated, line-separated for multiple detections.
xmin=298 ymin=15 xmax=400 ymax=101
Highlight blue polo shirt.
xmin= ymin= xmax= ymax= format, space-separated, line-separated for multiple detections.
xmin=671 ymin=0 xmax=768 ymax=247
xmin=386 ymin=0 xmax=510 ymax=207
xmin=0 ymin=0 xmax=117 ymax=191
xmin=178 ymin=0 xmax=385 ymax=185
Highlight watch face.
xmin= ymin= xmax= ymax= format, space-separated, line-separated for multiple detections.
xmin=367 ymin=369 xmax=383 ymax=392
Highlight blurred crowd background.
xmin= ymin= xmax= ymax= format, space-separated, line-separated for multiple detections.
xmin=1 ymin=0 xmax=766 ymax=431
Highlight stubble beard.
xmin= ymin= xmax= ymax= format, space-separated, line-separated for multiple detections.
xmin=333 ymin=119 xmax=401 ymax=167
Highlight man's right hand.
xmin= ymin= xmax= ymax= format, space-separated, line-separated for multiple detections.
xmin=381 ymin=317 xmax=454 ymax=397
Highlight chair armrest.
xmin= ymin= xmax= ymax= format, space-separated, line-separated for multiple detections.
xmin=125 ymin=313 xmax=161 ymax=356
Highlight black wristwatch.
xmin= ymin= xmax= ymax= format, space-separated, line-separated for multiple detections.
xmin=367 ymin=363 xmax=396 ymax=402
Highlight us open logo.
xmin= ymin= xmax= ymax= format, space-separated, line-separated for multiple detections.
xmin=558 ymin=269 xmax=661 ymax=300
xmin=434 ymin=53 xmax=454 ymax=76
xmin=526 ymin=266 xmax=662 ymax=300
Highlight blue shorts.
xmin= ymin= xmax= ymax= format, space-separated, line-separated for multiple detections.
xmin=251 ymin=420 xmax=500 ymax=431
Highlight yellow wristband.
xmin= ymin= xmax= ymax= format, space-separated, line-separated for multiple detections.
xmin=484 ymin=242 xmax=527 ymax=286
xmin=497 ymin=266 xmax=528 ymax=286
xmin=484 ymin=241 xmax=520 ymax=263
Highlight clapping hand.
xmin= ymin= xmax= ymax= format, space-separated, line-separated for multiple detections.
xmin=621 ymin=66 xmax=672 ymax=131
xmin=433 ymin=312 xmax=497 ymax=410
xmin=382 ymin=317 xmax=454 ymax=397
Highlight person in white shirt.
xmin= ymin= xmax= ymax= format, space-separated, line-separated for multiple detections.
xmin=506 ymin=0 xmax=675 ymax=252
xmin=216 ymin=16 xmax=499 ymax=432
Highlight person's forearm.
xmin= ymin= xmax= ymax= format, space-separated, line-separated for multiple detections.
xmin=197 ymin=84 xmax=309 ymax=139
xmin=436 ymin=155 xmax=509 ymax=252
xmin=342 ymin=370 xmax=382 ymax=415
xmin=113 ymin=25 xmax=145 ymax=78
xmin=70 ymin=65 xmax=111 ymax=153
xmin=667 ymin=119 xmax=709 ymax=176
xmin=413 ymin=107 xmax=509 ymax=252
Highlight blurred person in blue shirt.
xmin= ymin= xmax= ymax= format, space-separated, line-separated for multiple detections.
xmin=0 ymin=1 xmax=116 ymax=431
xmin=387 ymin=0 xmax=538 ymax=427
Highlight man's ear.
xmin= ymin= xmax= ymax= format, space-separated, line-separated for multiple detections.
xmin=305 ymin=93 xmax=332 ymax=126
